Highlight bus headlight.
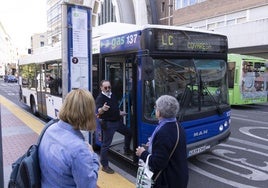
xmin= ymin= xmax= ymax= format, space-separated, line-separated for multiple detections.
xmin=224 ymin=121 xmax=228 ymax=127
xmin=219 ymin=125 xmax=224 ymax=131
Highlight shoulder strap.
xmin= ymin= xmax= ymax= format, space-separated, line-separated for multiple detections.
xmin=153 ymin=122 xmax=180 ymax=181
xmin=36 ymin=119 xmax=58 ymax=145
xmin=169 ymin=123 xmax=180 ymax=159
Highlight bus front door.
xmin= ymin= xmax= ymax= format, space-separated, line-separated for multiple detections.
xmin=105 ymin=57 xmax=134 ymax=160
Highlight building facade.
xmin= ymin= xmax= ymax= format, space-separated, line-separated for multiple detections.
xmin=156 ymin=0 xmax=268 ymax=58
xmin=99 ymin=0 xmax=268 ymax=58
xmin=30 ymin=32 xmax=48 ymax=54
xmin=31 ymin=0 xmax=268 ymax=58
xmin=46 ymin=0 xmax=101 ymax=46
xmin=0 ymin=22 xmax=17 ymax=77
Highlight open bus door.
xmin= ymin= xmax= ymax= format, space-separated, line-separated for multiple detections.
xmin=94 ymin=56 xmax=135 ymax=162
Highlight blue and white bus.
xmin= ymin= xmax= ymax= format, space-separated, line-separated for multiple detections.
xmin=91 ymin=23 xmax=231 ymax=161
xmin=19 ymin=23 xmax=231 ymax=163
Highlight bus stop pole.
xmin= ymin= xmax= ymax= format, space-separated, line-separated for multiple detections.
xmin=0 ymin=103 xmax=4 ymax=188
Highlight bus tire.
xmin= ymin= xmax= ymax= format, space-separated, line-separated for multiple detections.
xmin=30 ymin=97 xmax=38 ymax=116
xmin=18 ymin=86 xmax=22 ymax=101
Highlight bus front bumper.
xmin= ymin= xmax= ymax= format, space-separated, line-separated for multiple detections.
xmin=187 ymin=128 xmax=231 ymax=158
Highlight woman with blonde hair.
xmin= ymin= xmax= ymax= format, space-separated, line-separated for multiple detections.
xmin=39 ymin=89 xmax=99 ymax=188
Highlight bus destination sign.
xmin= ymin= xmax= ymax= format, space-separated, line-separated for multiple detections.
xmin=154 ymin=29 xmax=227 ymax=53
xmin=100 ymin=31 xmax=141 ymax=54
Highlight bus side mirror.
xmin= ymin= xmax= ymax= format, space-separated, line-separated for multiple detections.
xmin=142 ymin=56 xmax=154 ymax=81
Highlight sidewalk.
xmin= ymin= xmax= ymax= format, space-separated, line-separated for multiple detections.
xmin=0 ymin=95 xmax=135 ymax=188
xmin=1 ymin=98 xmax=42 ymax=188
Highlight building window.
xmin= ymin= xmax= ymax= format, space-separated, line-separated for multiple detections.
xmin=40 ymin=41 xmax=45 ymax=47
xmin=237 ymin=17 xmax=247 ymax=24
xmin=183 ymin=0 xmax=188 ymax=7
xmin=98 ymin=0 xmax=116 ymax=25
xmin=217 ymin=21 xmax=225 ymax=27
xmin=162 ymin=2 xmax=165 ymax=12
xmin=227 ymin=19 xmax=236 ymax=26
xmin=190 ymin=0 xmax=197 ymax=5
xmin=207 ymin=23 xmax=216 ymax=30
xmin=175 ymin=0 xmax=207 ymax=9
xmin=199 ymin=26 xmax=206 ymax=30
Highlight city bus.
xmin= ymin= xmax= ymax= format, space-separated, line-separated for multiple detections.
xmin=228 ymin=53 xmax=268 ymax=105
xmin=91 ymin=23 xmax=231 ymax=160
xmin=18 ymin=44 xmax=62 ymax=118
xmin=18 ymin=23 xmax=231 ymax=163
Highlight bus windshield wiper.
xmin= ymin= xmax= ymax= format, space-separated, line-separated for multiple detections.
xmin=203 ymin=85 xmax=223 ymax=115
xmin=198 ymin=70 xmax=223 ymax=115
xmin=178 ymin=84 xmax=193 ymax=121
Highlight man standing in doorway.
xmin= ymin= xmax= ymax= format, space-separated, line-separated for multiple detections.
xmin=96 ymin=80 xmax=132 ymax=174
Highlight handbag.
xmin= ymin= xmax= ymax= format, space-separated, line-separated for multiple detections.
xmin=136 ymin=123 xmax=180 ymax=188
xmin=136 ymin=154 xmax=154 ymax=188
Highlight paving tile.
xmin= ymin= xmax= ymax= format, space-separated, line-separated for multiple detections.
xmin=0 ymin=104 xmax=38 ymax=188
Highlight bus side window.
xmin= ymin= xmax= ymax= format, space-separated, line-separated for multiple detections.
xmin=46 ymin=62 xmax=62 ymax=96
xmin=228 ymin=62 xmax=235 ymax=88
xmin=49 ymin=78 xmax=62 ymax=96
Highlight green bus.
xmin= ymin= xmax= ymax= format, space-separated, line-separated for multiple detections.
xmin=228 ymin=53 xmax=268 ymax=105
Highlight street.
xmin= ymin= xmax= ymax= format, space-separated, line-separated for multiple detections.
xmin=188 ymin=104 xmax=268 ymax=188
xmin=1 ymin=80 xmax=268 ymax=188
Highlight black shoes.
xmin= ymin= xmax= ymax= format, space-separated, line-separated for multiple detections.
xmin=102 ymin=166 xmax=114 ymax=174
xmin=124 ymin=149 xmax=134 ymax=155
xmin=102 ymin=150 xmax=133 ymax=175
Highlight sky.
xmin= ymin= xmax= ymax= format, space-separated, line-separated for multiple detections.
xmin=0 ymin=0 xmax=47 ymax=51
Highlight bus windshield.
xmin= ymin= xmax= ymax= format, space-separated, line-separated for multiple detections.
xmin=143 ymin=58 xmax=228 ymax=121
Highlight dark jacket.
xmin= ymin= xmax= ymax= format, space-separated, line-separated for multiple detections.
xmin=140 ymin=122 xmax=189 ymax=188
xmin=95 ymin=93 xmax=121 ymax=121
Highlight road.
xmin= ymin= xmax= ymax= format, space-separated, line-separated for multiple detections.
xmin=0 ymin=80 xmax=31 ymax=113
xmin=1 ymin=80 xmax=268 ymax=188
xmin=188 ymin=103 xmax=268 ymax=188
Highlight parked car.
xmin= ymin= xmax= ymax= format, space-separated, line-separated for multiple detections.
xmin=5 ymin=75 xmax=17 ymax=83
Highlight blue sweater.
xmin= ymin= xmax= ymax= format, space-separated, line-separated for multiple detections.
xmin=38 ymin=120 xmax=99 ymax=188
xmin=140 ymin=121 xmax=189 ymax=188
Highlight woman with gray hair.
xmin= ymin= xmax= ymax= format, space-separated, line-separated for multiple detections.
xmin=136 ymin=95 xmax=189 ymax=188
xmin=155 ymin=95 xmax=180 ymax=118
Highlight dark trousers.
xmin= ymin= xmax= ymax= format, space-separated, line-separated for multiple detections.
xmin=100 ymin=120 xmax=132 ymax=167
